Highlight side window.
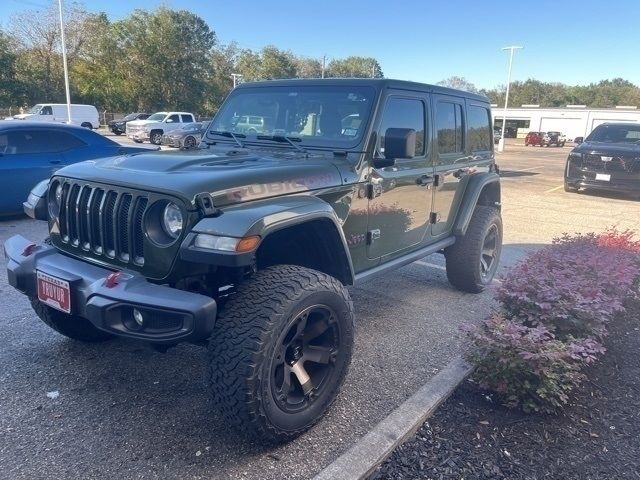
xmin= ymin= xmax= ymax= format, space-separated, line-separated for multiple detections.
xmin=378 ymin=97 xmax=425 ymax=157
xmin=467 ymin=105 xmax=491 ymax=152
xmin=181 ymin=114 xmax=193 ymax=123
xmin=168 ymin=114 xmax=180 ymax=123
xmin=5 ymin=130 xmax=52 ymax=154
xmin=54 ymin=131 xmax=87 ymax=151
xmin=41 ymin=106 xmax=53 ymax=115
xmin=436 ymin=102 xmax=464 ymax=155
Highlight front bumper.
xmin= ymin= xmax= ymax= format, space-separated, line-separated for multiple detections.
xmin=109 ymin=124 xmax=125 ymax=134
xmin=161 ymin=135 xmax=181 ymax=147
xmin=5 ymin=235 xmax=217 ymax=343
xmin=127 ymin=131 xmax=149 ymax=141
xmin=565 ymin=160 xmax=640 ymax=195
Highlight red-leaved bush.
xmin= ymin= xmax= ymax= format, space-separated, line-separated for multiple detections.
xmin=465 ymin=230 xmax=640 ymax=413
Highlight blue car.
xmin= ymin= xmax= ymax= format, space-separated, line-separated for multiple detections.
xmin=0 ymin=122 xmax=153 ymax=215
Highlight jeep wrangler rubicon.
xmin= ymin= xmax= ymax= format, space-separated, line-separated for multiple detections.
xmin=6 ymin=79 xmax=502 ymax=442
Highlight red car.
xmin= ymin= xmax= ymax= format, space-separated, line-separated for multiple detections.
xmin=525 ymin=131 xmax=565 ymax=147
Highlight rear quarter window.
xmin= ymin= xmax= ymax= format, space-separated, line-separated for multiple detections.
xmin=467 ymin=105 xmax=491 ymax=152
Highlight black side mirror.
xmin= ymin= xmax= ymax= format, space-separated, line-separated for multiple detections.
xmin=372 ymin=128 xmax=416 ymax=169
xmin=574 ymin=136 xmax=584 ymax=144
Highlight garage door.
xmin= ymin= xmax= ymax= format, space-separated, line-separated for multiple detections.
xmin=539 ymin=117 xmax=584 ymax=140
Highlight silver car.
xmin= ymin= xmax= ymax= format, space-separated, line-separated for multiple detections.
xmin=161 ymin=121 xmax=209 ymax=149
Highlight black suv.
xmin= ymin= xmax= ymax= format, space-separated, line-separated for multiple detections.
xmin=7 ymin=79 xmax=502 ymax=442
xmin=565 ymin=122 xmax=640 ymax=195
xmin=108 ymin=112 xmax=150 ymax=135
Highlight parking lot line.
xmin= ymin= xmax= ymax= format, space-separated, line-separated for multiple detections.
xmin=545 ymin=185 xmax=564 ymax=193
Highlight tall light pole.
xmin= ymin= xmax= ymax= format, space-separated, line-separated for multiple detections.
xmin=58 ymin=0 xmax=72 ymax=124
xmin=498 ymin=45 xmax=522 ymax=152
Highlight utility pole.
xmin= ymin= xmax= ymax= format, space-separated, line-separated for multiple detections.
xmin=498 ymin=45 xmax=522 ymax=152
xmin=58 ymin=0 xmax=72 ymax=124
xmin=321 ymin=55 xmax=326 ymax=79
xmin=231 ymin=73 xmax=243 ymax=88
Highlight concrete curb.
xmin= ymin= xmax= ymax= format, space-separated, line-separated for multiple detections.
xmin=313 ymin=356 xmax=473 ymax=480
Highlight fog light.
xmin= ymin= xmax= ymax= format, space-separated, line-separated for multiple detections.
xmin=133 ymin=309 xmax=144 ymax=327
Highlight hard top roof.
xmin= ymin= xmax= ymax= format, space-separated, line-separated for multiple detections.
xmin=236 ymin=78 xmax=490 ymax=103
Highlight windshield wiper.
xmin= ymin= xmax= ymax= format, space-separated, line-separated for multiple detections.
xmin=256 ymin=135 xmax=307 ymax=154
xmin=208 ymin=130 xmax=245 ymax=148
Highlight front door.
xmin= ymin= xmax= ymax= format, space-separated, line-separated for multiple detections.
xmin=366 ymin=93 xmax=433 ymax=259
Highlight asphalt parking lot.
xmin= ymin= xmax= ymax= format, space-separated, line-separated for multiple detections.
xmin=1 ymin=141 xmax=638 ymax=479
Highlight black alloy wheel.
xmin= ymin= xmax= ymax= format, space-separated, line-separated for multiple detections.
xmin=271 ymin=304 xmax=341 ymax=414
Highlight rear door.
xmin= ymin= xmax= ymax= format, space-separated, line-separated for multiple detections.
xmin=431 ymin=94 xmax=468 ymax=237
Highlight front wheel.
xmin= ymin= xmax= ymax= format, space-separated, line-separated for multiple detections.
xmin=207 ymin=265 xmax=355 ymax=442
xmin=150 ymin=130 xmax=163 ymax=145
xmin=183 ymin=135 xmax=197 ymax=149
xmin=445 ymin=206 xmax=503 ymax=293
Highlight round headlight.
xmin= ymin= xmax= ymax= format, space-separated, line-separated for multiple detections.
xmin=162 ymin=203 xmax=183 ymax=238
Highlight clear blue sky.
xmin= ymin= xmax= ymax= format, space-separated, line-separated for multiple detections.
xmin=2 ymin=0 xmax=639 ymax=89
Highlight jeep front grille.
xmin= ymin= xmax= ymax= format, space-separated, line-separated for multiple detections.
xmin=58 ymin=182 xmax=148 ymax=266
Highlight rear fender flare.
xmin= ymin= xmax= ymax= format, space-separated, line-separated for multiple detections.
xmin=453 ymin=173 xmax=501 ymax=237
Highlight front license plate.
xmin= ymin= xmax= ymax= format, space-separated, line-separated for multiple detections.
xmin=595 ymin=173 xmax=611 ymax=182
xmin=37 ymin=271 xmax=71 ymax=314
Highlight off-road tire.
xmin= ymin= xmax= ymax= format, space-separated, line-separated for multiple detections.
xmin=445 ymin=206 xmax=503 ymax=293
xmin=150 ymin=130 xmax=163 ymax=145
xmin=30 ymin=297 xmax=113 ymax=342
xmin=206 ymin=265 xmax=355 ymax=442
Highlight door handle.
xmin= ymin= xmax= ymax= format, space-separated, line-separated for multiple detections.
xmin=416 ymin=175 xmax=434 ymax=186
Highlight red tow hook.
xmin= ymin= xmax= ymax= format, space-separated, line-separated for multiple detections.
xmin=104 ymin=271 xmax=123 ymax=288
xmin=21 ymin=243 xmax=37 ymax=257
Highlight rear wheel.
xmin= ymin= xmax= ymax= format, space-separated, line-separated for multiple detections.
xmin=207 ymin=265 xmax=354 ymax=442
xmin=445 ymin=206 xmax=503 ymax=293
xmin=80 ymin=122 xmax=92 ymax=129
xmin=30 ymin=298 xmax=113 ymax=342
xmin=113 ymin=131 xmax=123 ymax=136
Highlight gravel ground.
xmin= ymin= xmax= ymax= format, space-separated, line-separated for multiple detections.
xmin=373 ymin=305 xmax=640 ymax=480
xmin=1 ymin=143 xmax=639 ymax=479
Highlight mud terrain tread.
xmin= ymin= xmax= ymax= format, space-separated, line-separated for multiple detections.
xmin=445 ymin=206 xmax=502 ymax=293
xmin=206 ymin=265 xmax=354 ymax=442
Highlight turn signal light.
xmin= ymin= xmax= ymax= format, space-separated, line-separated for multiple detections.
xmin=236 ymin=236 xmax=260 ymax=253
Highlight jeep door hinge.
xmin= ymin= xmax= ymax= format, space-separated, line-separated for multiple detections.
xmin=366 ymin=229 xmax=381 ymax=245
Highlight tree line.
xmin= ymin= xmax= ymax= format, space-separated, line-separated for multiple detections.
xmin=437 ymin=76 xmax=640 ymax=109
xmin=0 ymin=2 xmax=383 ymax=115
xmin=1 ymin=1 xmax=637 ymax=116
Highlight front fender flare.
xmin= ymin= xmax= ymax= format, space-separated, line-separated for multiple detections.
xmin=452 ymin=172 xmax=501 ymax=237
xmin=180 ymin=195 xmax=355 ymax=282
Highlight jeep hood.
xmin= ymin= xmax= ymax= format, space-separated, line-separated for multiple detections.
xmin=55 ymin=149 xmax=347 ymax=208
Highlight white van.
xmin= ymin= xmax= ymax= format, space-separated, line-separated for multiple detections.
xmin=13 ymin=104 xmax=99 ymax=129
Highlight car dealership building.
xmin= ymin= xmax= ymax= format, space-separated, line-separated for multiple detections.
xmin=491 ymin=105 xmax=640 ymax=141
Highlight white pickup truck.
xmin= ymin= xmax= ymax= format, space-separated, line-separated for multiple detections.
xmin=126 ymin=111 xmax=196 ymax=145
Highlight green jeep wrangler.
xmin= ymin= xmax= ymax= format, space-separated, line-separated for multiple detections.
xmin=6 ymin=79 xmax=502 ymax=442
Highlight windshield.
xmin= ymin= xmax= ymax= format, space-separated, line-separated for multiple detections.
xmin=27 ymin=104 xmax=43 ymax=114
xmin=586 ymin=124 xmax=640 ymax=143
xmin=147 ymin=113 xmax=167 ymax=121
xmin=122 ymin=113 xmax=139 ymax=121
xmin=208 ymin=85 xmax=376 ymax=148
